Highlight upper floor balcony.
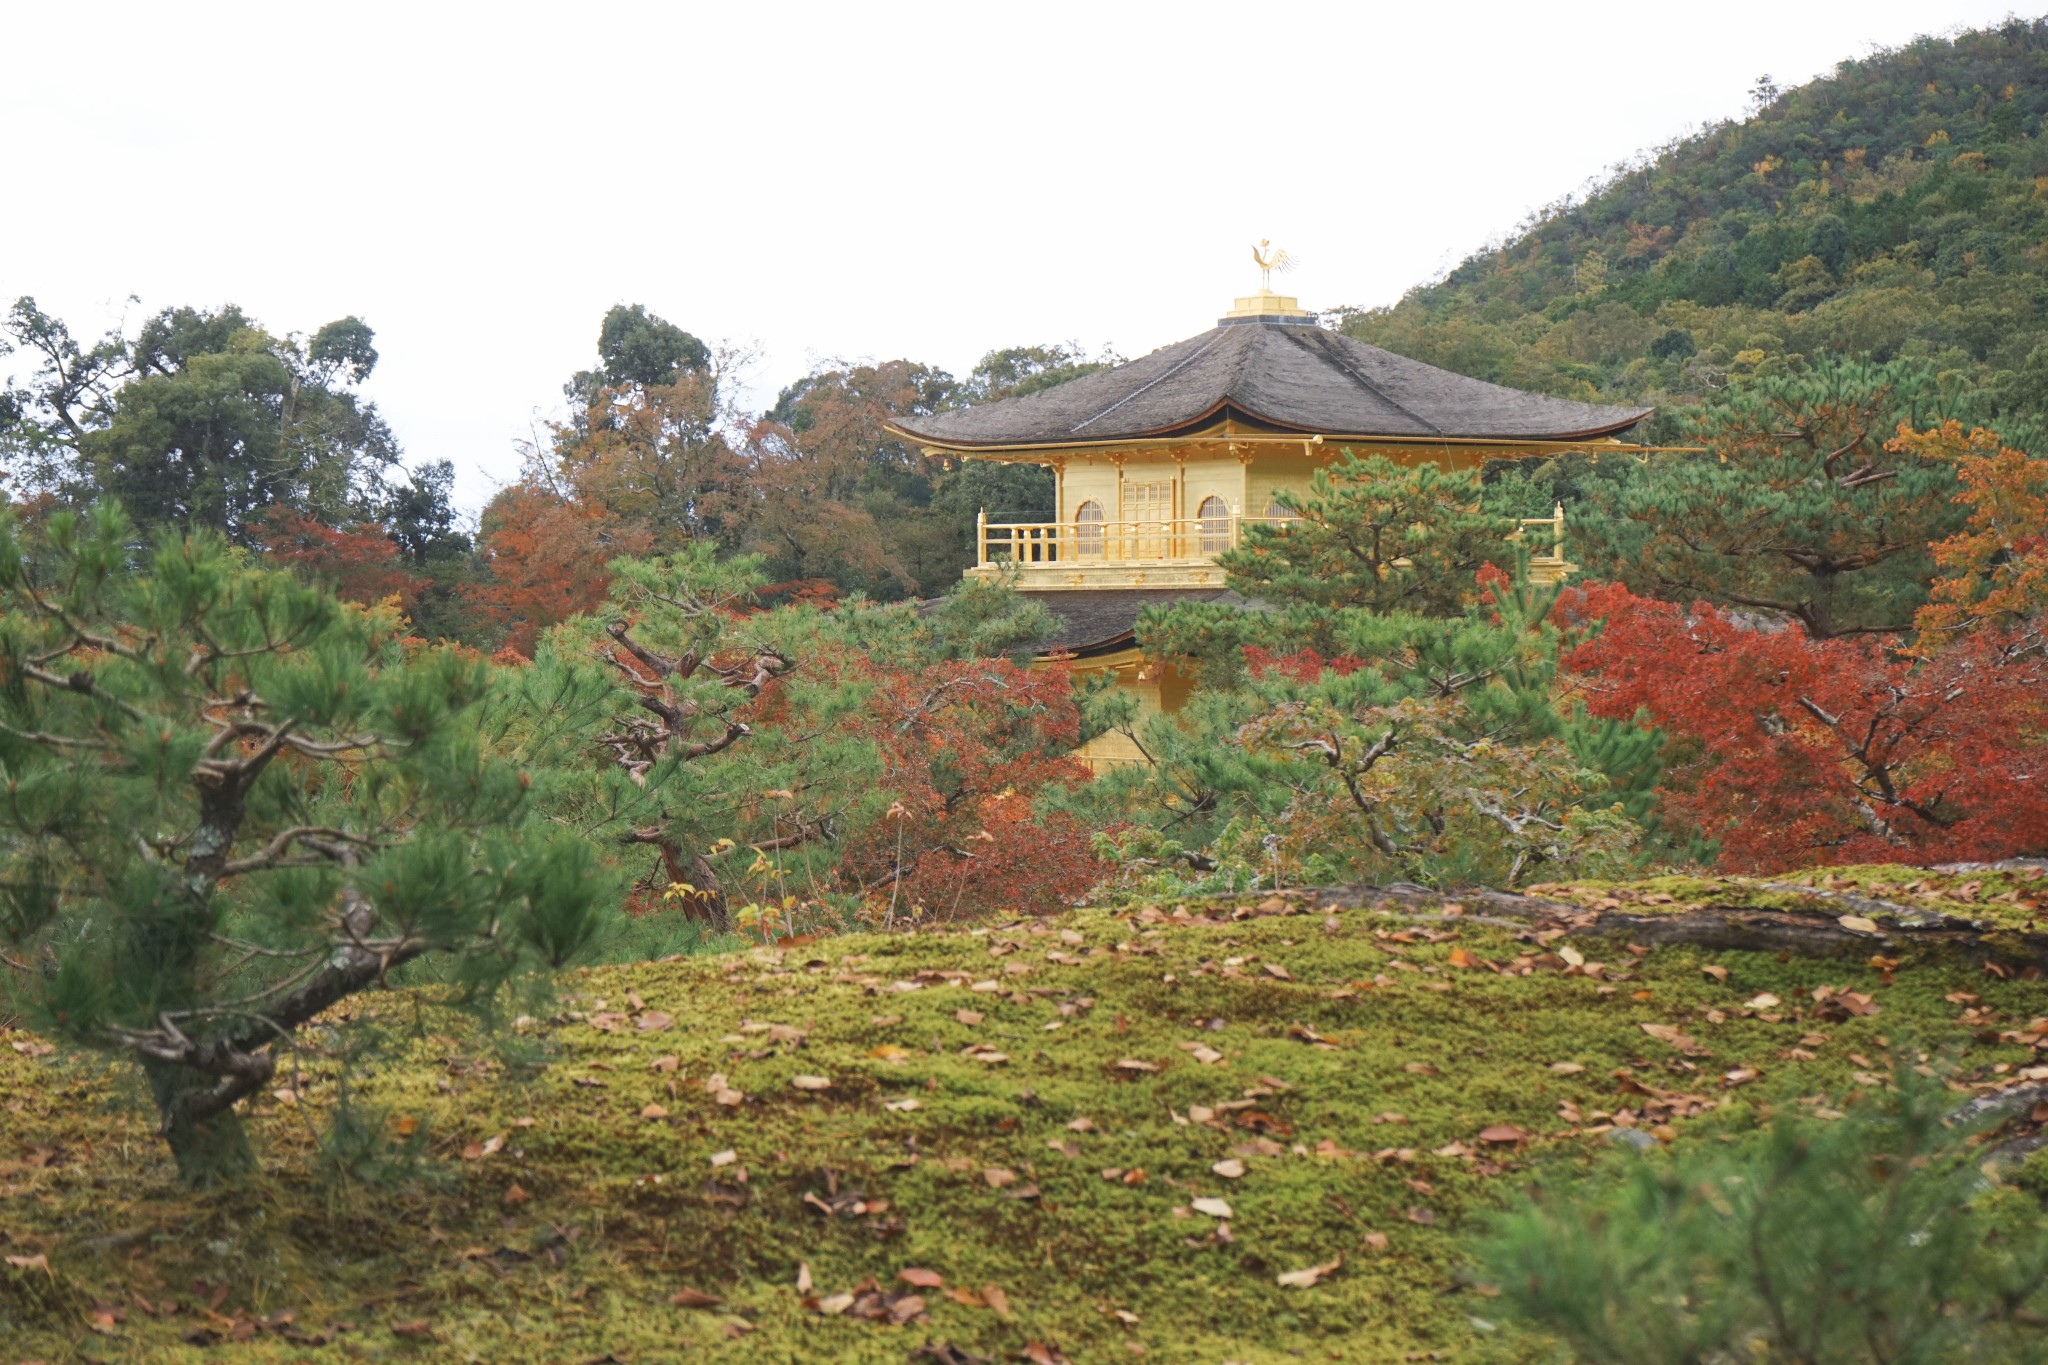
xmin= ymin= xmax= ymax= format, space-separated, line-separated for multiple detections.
xmin=964 ymin=504 xmax=1577 ymax=592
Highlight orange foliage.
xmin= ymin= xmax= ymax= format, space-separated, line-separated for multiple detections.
xmin=1890 ymin=422 xmax=2048 ymax=639
xmin=465 ymin=485 xmax=651 ymax=658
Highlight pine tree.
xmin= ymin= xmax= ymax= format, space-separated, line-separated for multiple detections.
xmin=0 ymin=505 xmax=611 ymax=1186
xmin=1218 ymin=453 xmax=1515 ymax=615
xmin=1478 ymin=1057 xmax=2048 ymax=1364
xmin=1580 ymin=359 xmax=1985 ymax=638
xmin=1072 ymin=552 xmax=1661 ymax=891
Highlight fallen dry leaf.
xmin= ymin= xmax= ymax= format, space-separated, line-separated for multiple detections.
xmin=671 ymin=1287 xmax=724 ymax=1309
xmin=1549 ymin=1062 xmax=1585 ymax=1075
xmin=955 ymin=1009 xmax=984 ymax=1026
xmin=1211 ymin=1158 xmax=1246 ymax=1179
xmin=898 ymin=1267 xmax=945 ymax=1289
xmin=640 ymin=1102 xmax=668 ymax=1120
xmin=1276 ymin=1256 xmax=1342 ymax=1288
xmin=983 ymin=1167 xmax=1018 ymax=1189
xmin=637 ymin=1011 xmax=674 ymax=1032
xmin=1191 ymin=1197 xmax=1233 ymax=1218
xmin=982 ymin=1283 xmax=1012 ymax=1319
xmin=1838 ymin=915 xmax=1881 ymax=935
xmin=709 ymin=1149 xmax=737 ymax=1167
xmin=1478 ymin=1124 xmax=1528 ymax=1144
xmin=1114 ymin=1058 xmax=1160 ymax=1073
xmin=1263 ymin=962 xmax=1293 ymax=981
xmin=502 ymin=1182 xmax=530 ymax=1206
xmin=791 ymin=1075 xmax=832 ymax=1091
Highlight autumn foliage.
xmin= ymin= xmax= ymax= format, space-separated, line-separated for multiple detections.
xmin=825 ymin=658 xmax=1101 ymax=919
xmin=1892 ymin=421 xmax=2048 ymax=640
xmin=1560 ymin=580 xmax=2048 ymax=871
xmin=467 ymin=485 xmax=650 ymax=658
xmin=254 ymin=507 xmax=417 ymax=609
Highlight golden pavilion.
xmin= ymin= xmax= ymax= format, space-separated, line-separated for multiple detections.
xmin=886 ymin=283 xmax=1654 ymax=768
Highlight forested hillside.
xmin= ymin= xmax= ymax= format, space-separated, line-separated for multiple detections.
xmin=1339 ymin=18 xmax=2048 ymax=440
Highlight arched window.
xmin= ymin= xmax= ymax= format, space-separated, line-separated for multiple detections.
xmin=1263 ymin=497 xmax=1298 ymax=523
xmin=1197 ymin=495 xmax=1232 ymax=553
xmin=1073 ymin=499 xmax=1106 ymax=557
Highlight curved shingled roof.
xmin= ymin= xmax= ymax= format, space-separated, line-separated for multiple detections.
xmin=892 ymin=320 xmax=1652 ymax=448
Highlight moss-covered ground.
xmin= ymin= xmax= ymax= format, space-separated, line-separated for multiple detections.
xmin=4 ymin=865 xmax=2047 ymax=1363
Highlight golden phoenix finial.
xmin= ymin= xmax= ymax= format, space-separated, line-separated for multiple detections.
xmin=1251 ymin=239 xmax=1297 ymax=291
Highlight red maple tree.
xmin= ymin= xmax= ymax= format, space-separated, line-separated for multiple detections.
xmin=825 ymin=656 xmax=1102 ymax=919
xmin=254 ymin=508 xmax=418 ymax=609
xmin=1559 ymin=581 xmax=2048 ymax=871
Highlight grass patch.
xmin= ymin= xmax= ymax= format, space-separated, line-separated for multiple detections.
xmin=2 ymin=872 xmax=2044 ymax=1361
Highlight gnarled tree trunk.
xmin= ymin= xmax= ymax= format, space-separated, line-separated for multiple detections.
xmin=143 ymin=1057 xmax=257 ymax=1189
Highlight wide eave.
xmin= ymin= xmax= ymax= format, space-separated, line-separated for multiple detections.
xmin=891 ymin=320 xmax=1652 ymax=453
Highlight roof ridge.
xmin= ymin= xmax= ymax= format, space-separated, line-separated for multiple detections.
xmin=1069 ymin=332 xmax=1225 ymax=434
xmin=1277 ymin=329 xmax=1444 ymax=436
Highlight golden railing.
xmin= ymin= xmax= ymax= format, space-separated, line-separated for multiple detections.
xmin=975 ymin=513 xmax=1293 ymax=566
xmin=974 ymin=503 xmax=1573 ymax=579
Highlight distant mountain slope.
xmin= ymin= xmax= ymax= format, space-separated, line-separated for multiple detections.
xmin=1338 ymin=18 xmax=2048 ymax=439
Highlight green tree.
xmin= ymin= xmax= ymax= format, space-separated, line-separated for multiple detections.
xmin=956 ymin=342 xmax=1117 ymax=403
xmin=564 ymin=303 xmax=710 ymax=412
xmin=1066 ymin=566 xmax=1660 ymax=892
xmin=1580 ymin=359 xmax=1981 ymax=637
xmin=0 ymin=505 xmax=611 ymax=1186
xmin=1478 ymin=1057 xmax=2048 ymax=1364
xmin=1218 ymin=454 xmax=1516 ymax=616
xmin=4 ymin=299 xmax=403 ymax=545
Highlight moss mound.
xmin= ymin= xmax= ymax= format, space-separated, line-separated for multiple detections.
xmin=2 ymin=870 xmax=2045 ymax=1361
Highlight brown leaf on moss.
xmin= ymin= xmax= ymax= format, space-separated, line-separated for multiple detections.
xmin=671 ymin=1287 xmax=723 ymax=1308
xmin=899 ymin=1267 xmax=945 ymax=1289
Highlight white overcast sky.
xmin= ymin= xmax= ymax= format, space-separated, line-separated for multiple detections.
xmin=1 ymin=1 xmax=2030 ymax=512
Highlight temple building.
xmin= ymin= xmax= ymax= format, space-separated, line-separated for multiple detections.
xmin=887 ymin=285 xmax=1654 ymax=768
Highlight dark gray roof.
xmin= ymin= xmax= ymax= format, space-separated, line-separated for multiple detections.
xmin=894 ymin=321 xmax=1651 ymax=447
xmin=1024 ymin=588 xmax=1254 ymax=656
